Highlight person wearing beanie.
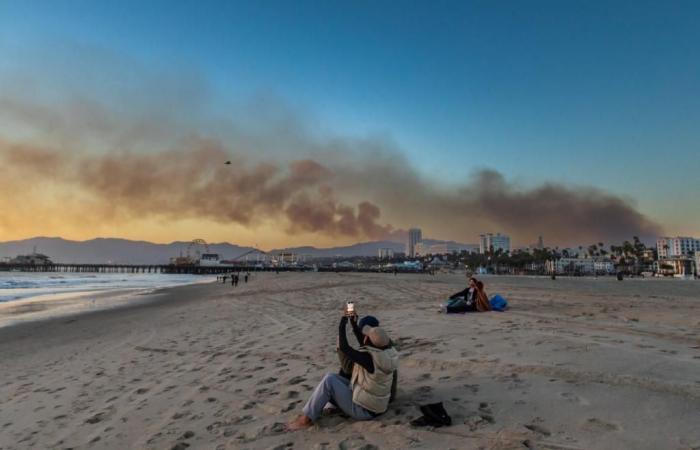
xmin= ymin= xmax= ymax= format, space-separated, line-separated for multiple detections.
xmin=337 ymin=315 xmax=397 ymax=403
xmin=285 ymin=312 xmax=399 ymax=431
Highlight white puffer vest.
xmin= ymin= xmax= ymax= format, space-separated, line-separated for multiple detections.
xmin=350 ymin=346 xmax=399 ymax=414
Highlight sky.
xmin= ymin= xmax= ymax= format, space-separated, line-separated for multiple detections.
xmin=0 ymin=0 xmax=698 ymax=249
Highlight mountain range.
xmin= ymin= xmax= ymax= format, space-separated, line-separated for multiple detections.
xmin=0 ymin=237 xmax=477 ymax=264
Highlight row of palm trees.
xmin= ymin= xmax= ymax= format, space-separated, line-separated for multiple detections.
xmin=439 ymin=236 xmax=657 ymax=275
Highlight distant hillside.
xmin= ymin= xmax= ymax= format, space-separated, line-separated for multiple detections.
xmin=0 ymin=236 xmax=478 ymax=264
xmin=0 ymin=237 xmax=255 ymax=265
xmin=270 ymin=241 xmax=406 ymax=258
xmin=270 ymin=238 xmax=477 ymax=258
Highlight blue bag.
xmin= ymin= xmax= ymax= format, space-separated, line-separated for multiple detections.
xmin=490 ymin=295 xmax=508 ymax=312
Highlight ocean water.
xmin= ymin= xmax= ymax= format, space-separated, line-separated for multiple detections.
xmin=0 ymin=272 xmax=214 ymax=303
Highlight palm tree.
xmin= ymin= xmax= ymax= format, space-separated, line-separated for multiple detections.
xmin=588 ymin=244 xmax=598 ymax=258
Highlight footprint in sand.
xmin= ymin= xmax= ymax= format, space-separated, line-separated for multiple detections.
xmin=582 ymin=418 xmax=620 ymax=432
xmin=285 ymin=390 xmax=299 ymax=399
xmin=560 ymin=392 xmax=589 ymax=405
xmin=232 ymin=415 xmax=254 ymax=425
xmin=464 ymin=413 xmax=494 ymax=431
xmin=338 ymin=436 xmax=379 ymax=450
xmin=288 ymin=376 xmax=306 ymax=385
xmin=524 ymin=423 xmax=551 ymax=436
xmin=260 ymin=377 xmax=278 ymax=384
xmin=415 ymin=386 xmax=432 ymax=396
xmin=463 ymin=384 xmax=479 ymax=394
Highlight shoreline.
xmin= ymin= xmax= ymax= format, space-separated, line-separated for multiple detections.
xmin=0 ymin=275 xmax=217 ymax=329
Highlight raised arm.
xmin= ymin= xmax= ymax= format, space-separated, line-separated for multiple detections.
xmin=338 ymin=316 xmax=374 ymax=373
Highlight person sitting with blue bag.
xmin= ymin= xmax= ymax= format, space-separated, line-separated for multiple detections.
xmin=440 ymin=277 xmax=491 ymax=313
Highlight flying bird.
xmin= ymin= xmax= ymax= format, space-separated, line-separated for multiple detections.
xmin=225 ymin=161 xmax=231 ymax=165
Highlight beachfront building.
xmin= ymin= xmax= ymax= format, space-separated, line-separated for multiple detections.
xmin=9 ymin=252 xmax=52 ymax=265
xmin=479 ymin=233 xmax=511 ymax=254
xmin=407 ymin=228 xmax=422 ymax=257
xmin=657 ymin=257 xmax=696 ymax=278
xmin=656 ymin=236 xmax=700 ymax=258
xmin=429 ymin=242 xmax=479 ymax=255
xmin=594 ymin=259 xmax=616 ymax=274
xmin=414 ymin=241 xmax=430 ymax=257
xmin=377 ymin=248 xmax=394 ymax=259
xmin=546 ymin=257 xmax=595 ymax=275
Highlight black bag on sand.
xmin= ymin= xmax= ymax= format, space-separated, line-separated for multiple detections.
xmin=410 ymin=402 xmax=452 ymax=427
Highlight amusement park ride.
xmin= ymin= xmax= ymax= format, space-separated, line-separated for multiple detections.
xmin=170 ymin=239 xmax=268 ymax=267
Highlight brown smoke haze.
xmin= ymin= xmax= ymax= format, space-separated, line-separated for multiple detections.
xmin=0 ymin=63 xmax=662 ymax=246
xmin=0 ymin=136 xmax=662 ymax=246
xmin=0 ymin=140 xmax=399 ymax=242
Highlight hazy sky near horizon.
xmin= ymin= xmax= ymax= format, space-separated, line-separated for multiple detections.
xmin=1 ymin=0 xmax=699 ymax=249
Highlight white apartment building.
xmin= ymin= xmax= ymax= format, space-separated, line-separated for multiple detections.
xmin=545 ymin=257 xmax=615 ymax=275
xmin=428 ymin=242 xmax=479 ymax=255
xmin=479 ymin=233 xmax=511 ymax=254
xmin=594 ymin=260 xmax=616 ymax=274
xmin=377 ymin=248 xmax=394 ymax=259
xmin=406 ymin=228 xmax=422 ymax=257
xmin=657 ymin=236 xmax=700 ymax=258
xmin=546 ymin=257 xmax=595 ymax=274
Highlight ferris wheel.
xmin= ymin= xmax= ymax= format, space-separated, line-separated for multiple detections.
xmin=186 ymin=239 xmax=210 ymax=259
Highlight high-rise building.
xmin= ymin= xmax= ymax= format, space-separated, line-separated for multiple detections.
xmin=479 ymin=233 xmax=511 ymax=254
xmin=657 ymin=236 xmax=700 ymax=258
xmin=407 ymin=228 xmax=422 ymax=257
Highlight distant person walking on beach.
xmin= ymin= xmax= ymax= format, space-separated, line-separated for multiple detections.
xmin=285 ymin=313 xmax=399 ymax=431
xmin=244 ymin=272 xmax=249 ymax=283
xmin=440 ymin=276 xmax=491 ymax=313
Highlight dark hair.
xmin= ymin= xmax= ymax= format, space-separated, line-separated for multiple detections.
xmin=476 ymin=280 xmax=484 ymax=290
xmin=469 ymin=277 xmax=478 ymax=284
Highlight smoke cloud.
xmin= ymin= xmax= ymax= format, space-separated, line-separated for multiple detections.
xmin=0 ymin=139 xmax=400 ymax=241
xmin=0 ymin=136 xmax=662 ymax=246
xmin=0 ymin=52 xmax=663 ymax=246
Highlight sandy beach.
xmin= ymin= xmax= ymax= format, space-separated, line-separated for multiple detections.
xmin=1 ymin=272 xmax=699 ymax=450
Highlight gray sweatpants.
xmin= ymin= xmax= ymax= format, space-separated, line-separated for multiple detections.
xmin=302 ymin=373 xmax=375 ymax=421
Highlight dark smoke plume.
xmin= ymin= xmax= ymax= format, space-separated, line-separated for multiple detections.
xmin=0 ymin=139 xmax=662 ymax=245
xmin=0 ymin=139 xmax=399 ymax=240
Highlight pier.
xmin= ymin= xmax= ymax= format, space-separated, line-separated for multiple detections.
xmin=0 ymin=263 xmax=303 ymax=274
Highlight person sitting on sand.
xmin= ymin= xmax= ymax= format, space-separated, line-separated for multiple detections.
xmin=441 ymin=276 xmax=491 ymax=313
xmin=337 ymin=314 xmax=397 ymax=403
xmin=286 ymin=314 xmax=399 ymax=431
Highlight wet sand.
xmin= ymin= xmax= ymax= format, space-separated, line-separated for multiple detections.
xmin=1 ymin=273 xmax=699 ymax=449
